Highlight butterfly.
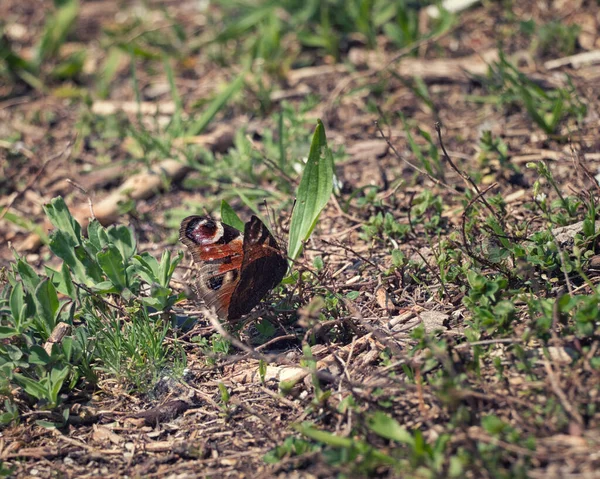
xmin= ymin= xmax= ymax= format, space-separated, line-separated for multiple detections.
xmin=179 ymin=215 xmax=288 ymax=320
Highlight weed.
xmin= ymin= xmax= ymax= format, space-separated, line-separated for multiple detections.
xmin=0 ymin=197 xmax=185 ymax=423
xmin=521 ymin=19 xmax=580 ymax=57
xmin=204 ymin=0 xmax=451 ymax=69
xmin=476 ymin=52 xmax=586 ymax=134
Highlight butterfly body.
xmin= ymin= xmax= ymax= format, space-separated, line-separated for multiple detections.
xmin=180 ymin=215 xmax=287 ymax=320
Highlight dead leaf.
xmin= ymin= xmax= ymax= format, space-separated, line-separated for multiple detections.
xmin=92 ymin=425 xmax=124 ymax=445
xmin=375 ymin=286 xmax=397 ymax=313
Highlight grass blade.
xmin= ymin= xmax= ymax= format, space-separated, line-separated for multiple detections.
xmin=185 ymin=73 xmax=245 ymax=136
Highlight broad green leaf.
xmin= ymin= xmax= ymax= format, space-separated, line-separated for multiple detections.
xmin=49 ymin=231 xmax=92 ymax=285
xmin=0 ymin=327 xmax=18 ymax=339
xmin=16 ymin=259 xmax=41 ymax=295
xmin=49 ymin=366 xmax=70 ymax=403
xmin=96 ymin=244 xmax=127 ymax=289
xmin=86 ymin=219 xmax=108 ymax=254
xmin=288 ymin=120 xmax=334 ymax=260
xmin=28 ymin=345 xmax=51 ymax=365
xmin=61 ymin=261 xmax=76 ymax=299
xmin=158 ymin=251 xmax=171 ymax=286
xmin=9 ymin=282 xmax=25 ymax=323
xmin=74 ymin=245 xmax=104 ymax=283
xmin=13 ymin=373 xmax=49 ymax=401
xmin=220 ymin=200 xmax=245 ymax=231
xmin=106 ymin=224 xmax=136 ymax=260
xmin=62 ymin=337 xmax=74 ymax=361
xmin=34 ymin=279 xmax=59 ymax=333
xmin=36 ymin=420 xmax=61 ymax=429
xmin=367 ymin=411 xmax=415 ymax=445
xmin=132 ymin=253 xmax=158 ymax=284
xmin=44 ymin=262 xmax=76 ymax=300
xmin=131 ymin=251 xmax=176 ymax=289
xmin=43 ymin=196 xmax=81 ymax=245
xmin=91 ymin=281 xmax=119 ymax=294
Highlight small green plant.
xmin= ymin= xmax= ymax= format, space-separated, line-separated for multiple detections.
xmin=264 ymin=436 xmax=319 ymax=464
xmin=1 ymin=0 xmax=83 ymax=90
xmin=521 ymin=19 xmax=580 ymax=57
xmin=218 ymin=382 xmax=231 ymax=413
xmin=529 ymin=161 xmax=581 ymax=224
xmin=478 ymin=130 xmax=518 ymax=179
xmin=0 ymin=197 xmax=185 ymax=423
xmin=202 ymin=0 xmax=452 ymax=70
xmin=478 ymin=52 xmax=586 ymax=134
xmin=360 ymin=211 xmax=410 ymax=242
xmin=194 ymin=334 xmax=232 ymax=366
xmin=463 ymin=271 xmax=516 ymax=336
xmin=401 ymin=111 xmax=445 ymax=180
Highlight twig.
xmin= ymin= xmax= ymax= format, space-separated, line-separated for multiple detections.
xmin=543 ymin=360 xmax=585 ymax=427
xmin=321 ymin=238 xmax=382 ymax=271
xmin=65 ymin=178 xmax=95 ymax=220
xmin=436 ymin=123 xmax=498 ymax=219
xmin=375 ymin=121 xmax=453 ymax=191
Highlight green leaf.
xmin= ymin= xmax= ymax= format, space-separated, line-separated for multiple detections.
xmin=0 ymin=327 xmax=18 ymax=339
xmin=13 ymin=373 xmax=49 ymax=401
xmin=34 ymin=0 xmax=79 ymax=65
xmin=131 ymin=253 xmax=159 ymax=284
xmin=43 ymin=196 xmax=82 ymax=246
xmin=296 ymin=423 xmax=353 ymax=448
xmin=106 ymin=224 xmax=136 ymax=260
xmin=346 ymin=291 xmax=360 ymax=300
xmin=287 ymin=120 xmax=334 ymax=260
xmin=91 ymin=281 xmax=119 ymax=294
xmin=162 ymin=250 xmax=183 ymax=285
xmin=9 ymin=282 xmax=25 ymax=324
xmin=36 ymin=420 xmax=60 ymax=429
xmin=16 ymin=259 xmax=41 ymax=295
xmin=49 ymin=366 xmax=70 ymax=403
xmin=86 ymin=219 xmax=108 ymax=254
xmin=482 ymin=415 xmax=509 ymax=435
xmin=49 ymin=231 xmax=95 ymax=285
xmin=220 ymin=200 xmax=245 ymax=231
xmin=367 ymin=411 xmax=415 ymax=445
xmin=44 ymin=262 xmax=76 ymax=300
xmin=96 ymin=244 xmax=127 ymax=289
xmin=186 ymin=73 xmax=245 ymax=136
xmin=28 ymin=345 xmax=51 ymax=365
xmin=74 ymin=245 xmax=104 ymax=283
xmin=61 ymin=261 xmax=76 ymax=300
xmin=34 ymin=279 xmax=59 ymax=333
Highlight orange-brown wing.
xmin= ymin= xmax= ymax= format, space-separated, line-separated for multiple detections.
xmin=228 ymin=216 xmax=288 ymax=320
xmin=180 ymin=216 xmax=244 ymax=319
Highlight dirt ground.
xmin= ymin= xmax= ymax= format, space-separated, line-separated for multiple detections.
xmin=1 ymin=0 xmax=600 ymax=478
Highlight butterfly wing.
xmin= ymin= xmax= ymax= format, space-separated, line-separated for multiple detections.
xmin=180 ymin=216 xmax=244 ymax=319
xmin=227 ymin=216 xmax=288 ymax=320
